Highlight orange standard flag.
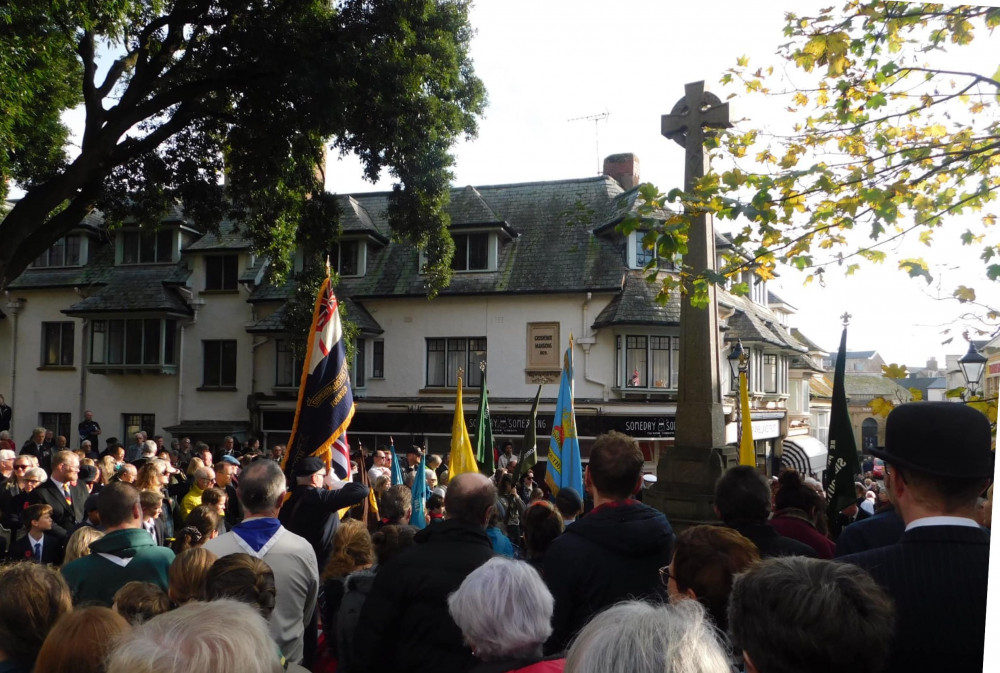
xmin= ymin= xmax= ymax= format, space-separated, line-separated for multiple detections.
xmin=450 ymin=374 xmax=478 ymax=477
xmin=738 ymin=370 xmax=755 ymax=467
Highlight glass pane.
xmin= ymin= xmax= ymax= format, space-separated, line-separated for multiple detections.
xmin=206 ymin=259 xmax=222 ymax=289
xmin=373 ymin=340 xmax=384 ymax=378
xmin=224 ymin=255 xmax=238 ymax=289
xmin=446 ymin=338 xmax=467 ymax=388
xmin=50 ymin=238 xmax=65 ymax=266
xmin=91 ymin=321 xmax=106 ymax=364
xmin=143 ymin=319 xmax=160 ymax=365
xmin=156 ymin=228 xmax=173 ymax=262
xmin=108 ymin=321 xmax=124 ymax=364
xmin=123 ymin=232 xmax=140 ymax=264
xmin=125 ymin=320 xmax=143 ymax=364
xmin=139 ymin=230 xmax=156 ymax=263
xmin=60 ymin=323 xmax=74 ymax=365
xmin=452 ymin=234 xmax=468 ymax=271
xmin=221 ymin=340 xmax=237 ymax=386
xmin=468 ymin=234 xmax=488 ymax=270
xmin=354 ymin=338 xmax=365 ymax=387
xmin=635 ymin=233 xmax=653 ymax=266
xmin=164 ymin=320 xmax=176 ymax=365
xmin=340 ymin=241 xmax=358 ymax=276
xmin=65 ymin=236 xmax=80 ymax=265
xmin=670 ymin=337 xmax=680 ymax=389
xmin=625 ymin=336 xmax=647 ymax=387
xmin=427 ymin=339 xmax=445 ymax=387
xmin=43 ymin=324 xmax=60 ymax=365
xmin=764 ymin=355 xmax=777 ymax=393
xmin=650 ymin=337 xmax=669 ymax=388
xmin=204 ymin=342 xmax=219 ymax=386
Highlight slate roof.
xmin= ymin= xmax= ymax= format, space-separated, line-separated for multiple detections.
xmin=63 ymin=266 xmax=193 ymax=316
xmin=790 ymin=328 xmax=826 ymax=353
xmin=184 ymin=219 xmax=252 ymax=251
xmin=247 ymin=295 xmax=382 ymax=335
xmin=10 ymin=237 xmax=118 ymax=289
xmin=592 ymin=271 xmax=679 ymax=327
xmin=338 ymin=196 xmax=390 ymax=243
xmin=335 ymin=176 xmax=628 ymax=298
xmin=846 ymin=350 xmax=877 ymax=359
xmin=721 ymin=293 xmax=808 ymax=352
xmin=844 ymin=374 xmax=912 ymax=399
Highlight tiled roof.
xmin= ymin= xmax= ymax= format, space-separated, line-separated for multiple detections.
xmin=844 ymin=374 xmax=912 ymax=398
xmin=449 ymin=185 xmax=504 ymax=225
xmin=790 ymin=328 xmax=827 ymax=353
xmin=722 ymin=293 xmax=808 ymax=352
xmin=62 ymin=266 xmax=193 ymax=315
xmin=846 ymin=350 xmax=877 ymax=359
xmin=335 ymin=176 xmax=629 ymax=298
xmin=592 ymin=271 xmax=679 ymax=327
xmin=184 ymin=219 xmax=252 ymax=251
xmin=247 ymin=295 xmax=382 ymax=335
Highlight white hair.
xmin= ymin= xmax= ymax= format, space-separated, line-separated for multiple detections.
xmin=142 ymin=440 xmax=158 ymax=457
xmin=447 ymin=556 xmax=554 ymax=661
xmin=24 ymin=467 xmax=47 ymax=484
xmin=105 ymin=599 xmax=282 ymax=673
xmin=0 ymin=449 xmax=14 ymax=460
xmin=565 ymin=600 xmax=731 ymax=673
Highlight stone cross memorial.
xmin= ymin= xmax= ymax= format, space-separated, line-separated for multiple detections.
xmin=646 ymin=81 xmax=735 ymax=525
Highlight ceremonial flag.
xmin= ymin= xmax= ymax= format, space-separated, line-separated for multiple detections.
xmin=738 ymin=370 xmax=755 ymax=466
xmin=410 ymin=453 xmax=428 ymax=529
xmin=544 ymin=336 xmax=583 ymax=496
xmin=450 ymin=374 xmax=478 ymax=477
xmin=475 ymin=364 xmax=496 ymax=476
xmin=388 ymin=438 xmax=403 ymax=486
xmin=824 ymin=325 xmax=861 ymax=533
xmin=355 ymin=442 xmax=380 ymax=531
xmin=283 ymin=271 xmax=354 ymax=480
xmin=516 ymin=385 xmax=542 ymax=479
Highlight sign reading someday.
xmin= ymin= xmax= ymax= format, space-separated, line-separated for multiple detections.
xmin=465 ymin=413 xmax=677 ymax=439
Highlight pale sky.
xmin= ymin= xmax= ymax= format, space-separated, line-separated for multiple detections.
xmin=326 ymin=0 xmax=999 ymax=371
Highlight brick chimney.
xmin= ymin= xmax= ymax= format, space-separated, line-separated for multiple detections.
xmin=603 ymin=153 xmax=639 ymax=189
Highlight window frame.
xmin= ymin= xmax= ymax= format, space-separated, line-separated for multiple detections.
xmin=120 ymin=227 xmax=175 ymax=265
xmin=89 ymin=318 xmax=177 ymax=371
xmin=41 ymin=322 xmax=75 ymax=367
xmin=426 ymin=337 xmax=487 ymax=388
xmin=33 ymin=235 xmax=83 ymax=268
xmin=205 ymin=254 xmax=240 ymax=291
xmin=202 ymin=339 xmax=238 ymax=389
xmin=329 ymin=240 xmax=364 ymax=277
xmin=39 ymin=412 xmax=72 ymax=439
xmin=123 ymin=413 xmax=156 ymax=441
xmin=617 ymin=333 xmax=679 ymax=391
xmin=372 ymin=339 xmax=385 ymax=379
xmin=275 ymin=338 xmax=302 ymax=388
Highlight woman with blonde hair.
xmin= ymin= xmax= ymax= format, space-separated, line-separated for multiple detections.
xmin=99 ymin=454 xmax=118 ymax=485
xmin=64 ymin=526 xmax=105 ymax=564
xmin=168 ymin=547 xmax=218 ymax=605
xmin=34 ymin=606 xmax=131 ymax=673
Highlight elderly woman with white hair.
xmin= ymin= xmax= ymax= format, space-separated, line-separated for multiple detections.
xmin=565 ymin=600 xmax=731 ymax=673
xmin=448 ymin=556 xmax=563 ymax=673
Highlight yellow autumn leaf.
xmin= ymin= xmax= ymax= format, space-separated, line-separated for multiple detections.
xmin=908 ymin=388 xmax=924 ymax=402
xmin=881 ymin=363 xmax=909 ymax=380
xmin=868 ymin=396 xmax=896 ymax=417
xmin=953 ymin=286 xmax=976 ymax=303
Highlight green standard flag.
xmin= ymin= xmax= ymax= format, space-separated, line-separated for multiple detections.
xmin=516 ymin=385 xmax=543 ymax=478
xmin=824 ymin=325 xmax=861 ymax=534
xmin=475 ymin=364 xmax=495 ymax=476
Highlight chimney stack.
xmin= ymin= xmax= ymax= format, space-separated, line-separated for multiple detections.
xmin=603 ymin=153 xmax=640 ymax=190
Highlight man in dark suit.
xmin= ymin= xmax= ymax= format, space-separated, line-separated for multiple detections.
xmin=834 ymin=502 xmax=905 ymax=556
xmin=840 ymin=402 xmax=992 ymax=673
xmin=27 ymin=450 xmax=88 ymax=541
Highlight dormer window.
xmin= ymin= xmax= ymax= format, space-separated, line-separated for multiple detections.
xmin=628 ymin=231 xmax=676 ymax=271
xmin=33 ymin=235 xmax=84 ymax=268
xmin=121 ymin=228 xmax=175 ymax=264
xmin=452 ymin=233 xmax=490 ymax=271
xmin=330 ymin=240 xmax=365 ymax=277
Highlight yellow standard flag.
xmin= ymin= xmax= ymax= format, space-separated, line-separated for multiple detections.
xmin=738 ymin=370 xmax=755 ymax=467
xmin=450 ymin=375 xmax=479 ymax=477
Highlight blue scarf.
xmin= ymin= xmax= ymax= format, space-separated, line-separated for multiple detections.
xmin=233 ymin=517 xmax=282 ymax=552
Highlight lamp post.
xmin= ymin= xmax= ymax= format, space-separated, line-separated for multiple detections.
xmin=727 ymin=340 xmax=748 ymax=447
xmin=959 ymin=341 xmax=986 ymax=399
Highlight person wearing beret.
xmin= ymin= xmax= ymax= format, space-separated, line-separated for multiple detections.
xmin=839 ymin=401 xmax=993 ymax=673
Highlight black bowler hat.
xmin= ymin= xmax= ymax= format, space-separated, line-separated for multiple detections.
xmin=868 ymin=402 xmax=993 ymax=480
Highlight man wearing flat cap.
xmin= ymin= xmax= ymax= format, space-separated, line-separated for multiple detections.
xmin=278 ymin=455 xmax=369 ymax=569
xmin=840 ymin=401 xmax=993 ymax=673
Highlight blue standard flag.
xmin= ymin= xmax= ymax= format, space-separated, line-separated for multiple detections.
xmin=824 ymin=322 xmax=861 ymax=534
xmin=544 ymin=335 xmax=583 ymax=497
xmin=283 ymin=271 xmax=354 ymax=481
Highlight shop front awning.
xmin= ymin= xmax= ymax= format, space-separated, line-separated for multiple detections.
xmin=781 ymin=435 xmax=828 ymax=479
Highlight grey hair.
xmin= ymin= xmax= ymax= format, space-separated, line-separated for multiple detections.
xmin=194 ymin=466 xmax=214 ymax=481
xmin=105 ymin=598 xmax=282 ymax=673
xmin=448 ymin=557 xmax=554 ymax=661
xmin=142 ymin=440 xmax=158 ymax=457
xmin=0 ymin=431 xmax=10 ymax=440
xmin=24 ymin=467 xmax=47 ymax=484
xmin=236 ymin=459 xmax=286 ymax=514
xmin=0 ymin=449 xmax=14 ymax=460
xmin=565 ymin=600 xmax=731 ymax=673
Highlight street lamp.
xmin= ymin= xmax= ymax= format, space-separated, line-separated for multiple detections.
xmin=727 ymin=340 xmax=749 ymax=449
xmin=959 ymin=341 xmax=986 ymax=398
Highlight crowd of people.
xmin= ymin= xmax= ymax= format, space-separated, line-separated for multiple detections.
xmin=0 ymin=401 xmax=992 ymax=673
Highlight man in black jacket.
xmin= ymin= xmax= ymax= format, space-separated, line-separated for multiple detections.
xmin=279 ymin=456 xmax=369 ymax=569
xmin=354 ymin=471 xmax=496 ymax=673
xmin=543 ymin=431 xmax=675 ymax=654
xmin=27 ymin=450 xmax=88 ymax=542
xmin=840 ymin=402 xmax=992 ymax=673
xmin=714 ymin=465 xmax=818 ymax=559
